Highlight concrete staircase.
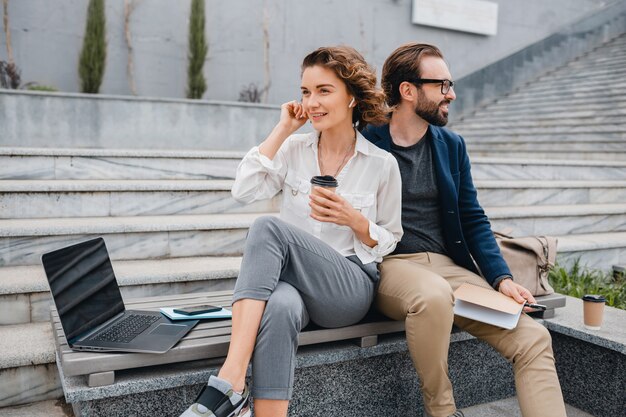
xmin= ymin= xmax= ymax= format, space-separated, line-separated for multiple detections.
xmin=1 ymin=33 xmax=626 ymax=412
xmin=450 ymin=31 xmax=626 ymax=272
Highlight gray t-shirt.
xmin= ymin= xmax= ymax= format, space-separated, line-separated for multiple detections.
xmin=390 ymin=133 xmax=448 ymax=255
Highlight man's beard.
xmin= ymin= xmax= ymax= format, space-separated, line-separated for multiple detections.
xmin=414 ymin=90 xmax=450 ymax=126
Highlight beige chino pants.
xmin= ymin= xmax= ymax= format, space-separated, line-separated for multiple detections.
xmin=376 ymin=252 xmax=567 ymax=417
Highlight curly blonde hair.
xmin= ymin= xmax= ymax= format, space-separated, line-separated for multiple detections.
xmin=301 ymin=46 xmax=389 ymax=131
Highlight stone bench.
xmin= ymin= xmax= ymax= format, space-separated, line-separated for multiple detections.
xmin=52 ymin=291 xmax=570 ymax=416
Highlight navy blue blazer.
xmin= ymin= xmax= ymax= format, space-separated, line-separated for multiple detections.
xmin=362 ymin=123 xmax=511 ymax=287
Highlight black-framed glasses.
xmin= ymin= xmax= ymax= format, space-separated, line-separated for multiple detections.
xmin=408 ymin=78 xmax=454 ymax=95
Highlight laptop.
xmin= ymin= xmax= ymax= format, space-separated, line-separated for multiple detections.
xmin=41 ymin=237 xmax=198 ymax=353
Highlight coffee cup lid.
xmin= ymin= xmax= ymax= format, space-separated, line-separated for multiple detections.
xmin=310 ymin=175 xmax=338 ymax=188
xmin=582 ymin=294 xmax=606 ymax=303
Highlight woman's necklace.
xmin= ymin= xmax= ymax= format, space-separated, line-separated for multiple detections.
xmin=318 ymin=137 xmax=356 ymax=178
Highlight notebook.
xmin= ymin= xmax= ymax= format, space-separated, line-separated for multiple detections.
xmin=453 ymin=283 xmax=524 ymax=330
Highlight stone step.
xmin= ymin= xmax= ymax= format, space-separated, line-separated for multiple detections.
xmin=529 ymin=66 xmax=626 ymax=83
xmin=475 ymin=180 xmax=626 ymax=206
xmin=532 ymin=69 xmax=626 ymax=88
xmin=557 ymin=231 xmax=626 ymax=270
xmin=564 ymin=55 xmax=626 ymax=69
xmin=0 ymin=322 xmax=61 ymax=408
xmin=461 ymin=132 xmax=626 ymax=142
xmin=459 ymin=110 xmax=626 ymax=125
xmin=501 ymin=86 xmax=626 ymax=103
xmin=455 ymin=108 xmax=626 ymax=124
xmin=0 ymin=399 xmax=71 ymax=417
xmin=465 ymin=141 xmax=626 ymax=151
xmin=468 ymin=150 xmax=626 ymax=161
xmin=523 ymin=69 xmax=626 ymax=92
xmin=466 ymin=102 xmax=626 ymax=118
xmin=0 ymin=212 xmax=272 ymax=267
xmin=486 ymin=203 xmax=626 ymax=236
xmin=0 ymin=180 xmax=281 ymax=219
xmin=0 ymin=148 xmax=245 ymax=180
xmin=0 ymin=256 xmax=241 ymax=325
xmin=455 ymin=125 xmax=626 ymax=137
xmin=468 ymin=102 xmax=626 ymax=118
xmin=490 ymin=93 xmax=626 ymax=108
xmin=454 ymin=114 xmax=626 ymax=130
xmin=469 ymin=157 xmax=626 ymax=180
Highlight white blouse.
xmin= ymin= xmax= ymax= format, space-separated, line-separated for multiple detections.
xmin=232 ymin=131 xmax=403 ymax=264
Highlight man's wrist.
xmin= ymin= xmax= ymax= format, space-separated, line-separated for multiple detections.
xmin=493 ymin=275 xmax=513 ymax=290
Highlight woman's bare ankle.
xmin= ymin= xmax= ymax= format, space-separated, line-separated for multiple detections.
xmin=217 ymin=367 xmax=246 ymax=392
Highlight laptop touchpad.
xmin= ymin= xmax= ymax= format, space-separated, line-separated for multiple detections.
xmin=149 ymin=324 xmax=187 ymax=336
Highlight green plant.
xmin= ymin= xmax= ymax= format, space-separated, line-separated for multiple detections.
xmin=186 ymin=0 xmax=208 ymax=99
xmin=0 ymin=60 xmax=20 ymax=89
xmin=78 ymin=0 xmax=107 ymax=93
xmin=25 ymin=83 xmax=58 ymax=92
xmin=549 ymin=260 xmax=626 ymax=310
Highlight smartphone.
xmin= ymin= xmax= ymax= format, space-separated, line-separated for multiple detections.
xmin=173 ymin=304 xmax=222 ymax=315
xmin=524 ymin=302 xmax=547 ymax=311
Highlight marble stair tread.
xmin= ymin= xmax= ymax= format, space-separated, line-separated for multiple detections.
xmin=468 ymin=151 xmax=626 ymax=161
xmin=473 ymin=98 xmax=626 ymax=110
xmin=452 ymin=115 xmax=626 ymax=129
xmin=460 ymin=132 xmax=626 ymax=142
xmin=0 ymin=179 xmax=236 ymax=192
xmin=474 ymin=180 xmax=626 ymax=189
xmin=498 ymin=88 xmax=626 ymax=102
xmin=557 ymin=231 xmax=626 ymax=252
xmin=470 ymin=156 xmax=626 ymax=167
xmin=454 ymin=125 xmax=626 ymax=135
xmin=467 ymin=103 xmax=626 ymax=118
xmin=0 ymin=256 xmax=242 ymax=296
xmin=464 ymin=141 xmax=626 ymax=148
xmin=0 ymin=322 xmax=54 ymax=370
xmin=0 ymin=212 xmax=273 ymax=237
xmin=485 ymin=203 xmax=626 ymax=219
xmin=457 ymin=109 xmax=626 ymax=123
xmin=0 ymin=147 xmax=247 ymax=159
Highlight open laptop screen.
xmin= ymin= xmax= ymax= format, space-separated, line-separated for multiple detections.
xmin=42 ymin=238 xmax=125 ymax=343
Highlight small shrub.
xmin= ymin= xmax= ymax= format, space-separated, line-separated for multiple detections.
xmin=25 ymin=83 xmax=58 ymax=92
xmin=0 ymin=60 xmax=21 ymax=89
xmin=186 ymin=0 xmax=208 ymax=99
xmin=549 ymin=260 xmax=626 ymax=310
xmin=78 ymin=0 xmax=107 ymax=94
xmin=238 ymin=83 xmax=263 ymax=103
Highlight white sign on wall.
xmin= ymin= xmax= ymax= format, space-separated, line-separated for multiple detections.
xmin=412 ymin=0 xmax=499 ymax=36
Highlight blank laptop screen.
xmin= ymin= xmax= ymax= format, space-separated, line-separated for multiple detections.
xmin=42 ymin=238 xmax=125 ymax=343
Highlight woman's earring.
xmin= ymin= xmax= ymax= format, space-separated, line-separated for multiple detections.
xmin=348 ymin=98 xmax=355 ymax=108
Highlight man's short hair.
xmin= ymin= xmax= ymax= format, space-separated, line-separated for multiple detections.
xmin=382 ymin=43 xmax=444 ymax=108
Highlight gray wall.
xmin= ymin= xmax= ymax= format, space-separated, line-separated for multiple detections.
xmin=0 ymin=0 xmax=607 ymax=104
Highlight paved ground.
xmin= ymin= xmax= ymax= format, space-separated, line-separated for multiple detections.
xmin=0 ymin=396 xmax=596 ymax=416
xmin=463 ymin=396 xmax=594 ymax=417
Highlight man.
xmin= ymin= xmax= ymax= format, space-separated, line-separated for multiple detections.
xmin=362 ymin=43 xmax=567 ymax=417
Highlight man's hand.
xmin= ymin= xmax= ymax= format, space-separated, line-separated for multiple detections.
xmin=497 ymin=278 xmax=537 ymax=312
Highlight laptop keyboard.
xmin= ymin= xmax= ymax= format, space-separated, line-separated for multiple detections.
xmin=90 ymin=314 xmax=160 ymax=343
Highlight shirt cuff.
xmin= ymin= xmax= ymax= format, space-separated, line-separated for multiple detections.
xmin=354 ymin=220 xmax=395 ymax=264
xmin=247 ymin=146 xmax=282 ymax=173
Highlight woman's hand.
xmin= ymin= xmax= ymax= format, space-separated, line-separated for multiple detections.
xmin=259 ymin=101 xmax=308 ymax=160
xmin=278 ymin=101 xmax=308 ymax=134
xmin=309 ymin=187 xmax=377 ymax=247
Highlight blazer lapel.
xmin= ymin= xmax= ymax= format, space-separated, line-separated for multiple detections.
xmin=430 ymin=126 xmax=457 ymax=200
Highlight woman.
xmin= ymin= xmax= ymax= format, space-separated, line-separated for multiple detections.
xmin=180 ymin=46 xmax=402 ymax=417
